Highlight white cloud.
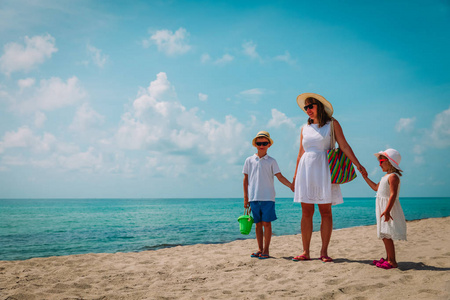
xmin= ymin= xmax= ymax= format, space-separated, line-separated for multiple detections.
xmin=240 ymin=88 xmax=264 ymax=95
xmin=214 ymin=54 xmax=234 ymax=65
xmin=87 ymin=44 xmax=108 ymax=68
xmin=274 ymin=51 xmax=296 ymax=65
xmin=146 ymin=28 xmax=191 ymax=56
xmin=395 ymin=117 xmax=416 ymax=132
xmin=201 ymin=53 xmax=211 ymax=63
xmin=267 ymin=109 xmax=295 ymax=128
xmin=70 ymin=103 xmax=105 ymax=131
xmin=0 ymin=34 xmax=57 ymax=75
xmin=198 ymin=93 xmax=208 ymax=101
xmin=430 ymin=106 xmax=450 ymax=148
xmin=116 ymin=72 xmax=249 ymax=169
xmin=15 ymin=76 xmax=86 ymax=113
xmin=18 ymin=78 xmax=35 ymax=90
xmin=242 ymin=41 xmax=260 ymax=60
xmin=0 ymin=126 xmax=56 ymax=154
xmin=56 ymin=147 xmax=103 ymax=172
xmin=34 ymin=111 xmax=47 ymax=128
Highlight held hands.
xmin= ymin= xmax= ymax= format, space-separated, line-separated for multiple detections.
xmin=358 ymin=165 xmax=368 ymax=178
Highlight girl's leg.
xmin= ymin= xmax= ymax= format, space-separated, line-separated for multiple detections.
xmin=300 ymin=203 xmax=315 ymax=258
xmin=318 ymin=204 xmax=333 ymax=260
xmin=255 ymin=222 xmax=263 ymax=253
xmin=262 ymin=221 xmax=272 ymax=255
xmin=382 ymin=238 xmax=397 ymax=267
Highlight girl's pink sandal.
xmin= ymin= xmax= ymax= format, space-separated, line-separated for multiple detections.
xmin=373 ymin=258 xmax=385 ymax=265
xmin=376 ymin=261 xmax=396 ymax=269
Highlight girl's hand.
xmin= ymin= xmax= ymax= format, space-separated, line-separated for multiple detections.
xmin=381 ymin=210 xmax=393 ymax=222
xmin=244 ymin=199 xmax=249 ymax=208
xmin=358 ymin=165 xmax=368 ymax=178
xmin=290 ymin=179 xmax=295 ymax=192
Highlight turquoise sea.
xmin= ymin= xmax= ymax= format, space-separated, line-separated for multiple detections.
xmin=1 ymin=197 xmax=449 ymax=261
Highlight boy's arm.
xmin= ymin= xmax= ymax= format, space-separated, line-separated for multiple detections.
xmin=275 ymin=173 xmax=292 ymax=189
xmin=243 ymin=174 xmax=249 ymax=208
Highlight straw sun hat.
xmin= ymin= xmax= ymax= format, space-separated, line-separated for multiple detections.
xmin=374 ymin=148 xmax=403 ymax=171
xmin=252 ymin=131 xmax=274 ymax=147
xmin=296 ymin=93 xmax=334 ymax=118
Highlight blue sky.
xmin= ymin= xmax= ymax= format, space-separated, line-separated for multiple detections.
xmin=0 ymin=0 xmax=449 ymax=198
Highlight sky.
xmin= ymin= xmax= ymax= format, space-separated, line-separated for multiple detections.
xmin=0 ymin=0 xmax=449 ymax=199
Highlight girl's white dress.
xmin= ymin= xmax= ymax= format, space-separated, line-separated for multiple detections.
xmin=294 ymin=122 xmax=343 ymax=205
xmin=376 ymin=173 xmax=407 ymax=240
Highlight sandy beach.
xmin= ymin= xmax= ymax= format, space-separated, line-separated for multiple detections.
xmin=1 ymin=216 xmax=449 ymax=300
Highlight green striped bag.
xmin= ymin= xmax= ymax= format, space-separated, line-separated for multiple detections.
xmin=327 ymin=120 xmax=357 ymax=184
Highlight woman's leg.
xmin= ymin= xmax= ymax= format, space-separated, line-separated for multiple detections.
xmin=318 ymin=204 xmax=333 ymax=260
xmin=300 ymin=203 xmax=315 ymax=258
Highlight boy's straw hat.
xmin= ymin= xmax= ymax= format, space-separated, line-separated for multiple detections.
xmin=296 ymin=93 xmax=334 ymax=118
xmin=374 ymin=148 xmax=403 ymax=171
xmin=252 ymin=131 xmax=274 ymax=147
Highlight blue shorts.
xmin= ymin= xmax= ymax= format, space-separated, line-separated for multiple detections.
xmin=250 ymin=201 xmax=277 ymax=223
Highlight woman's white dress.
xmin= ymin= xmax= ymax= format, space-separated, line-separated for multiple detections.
xmin=376 ymin=173 xmax=407 ymax=240
xmin=294 ymin=122 xmax=343 ymax=205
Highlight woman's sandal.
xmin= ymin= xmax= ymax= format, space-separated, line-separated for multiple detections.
xmin=320 ymin=256 xmax=333 ymax=262
xmin=259 ymin=254 xmax=270 ymax=259
xmin=292 ymin=255 xmax=310 ymax=261
xmin=251 ymin=252 xmax=261 ymax=258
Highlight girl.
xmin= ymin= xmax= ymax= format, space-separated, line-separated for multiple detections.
xmin=362 ymin=148 xmax=406 ymax=269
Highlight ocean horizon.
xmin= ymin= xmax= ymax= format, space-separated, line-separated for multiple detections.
xmin=1 ymin=197 xmax=449 ymax=261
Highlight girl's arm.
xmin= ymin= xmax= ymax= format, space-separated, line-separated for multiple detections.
xmin=362 ymin=175 xmax=379 ymax=191
xmin=291 ymin=128 xmax=305 ymax=192
xmin=381 ymin=174 xmax=400 ymax=222
xmin=275 ymin=173 xmax=292 ymax=189
xmin=243 ymin=174 xmax=249 ymax=208
xmin=333 ymin=120 xmax=368 ymax=177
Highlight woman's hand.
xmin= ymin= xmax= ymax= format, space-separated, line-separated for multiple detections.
xmin=290 ymin=179 xmax=296 ymax=192
xmin=357 ymin=165 xmax=368 ymax=178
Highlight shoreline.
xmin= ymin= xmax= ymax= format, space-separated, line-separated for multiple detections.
xmin=1 ymin=216 xmax=449 ymax=262
xmin=1 ymin=216 xmax=449 ymax=299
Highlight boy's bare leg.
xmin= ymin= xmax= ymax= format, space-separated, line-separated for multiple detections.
xmin=255 ymin=222 xmax=263 ymax=253
xmin=300 ymin=203 xmax=314 ymax=259
xmin=382 ymin=238 xmax=397 ymax=267
xmin=262 ymin=221 xmax=272 ymax=255
xmin=318 ymin=204 xmax=333 ymax=259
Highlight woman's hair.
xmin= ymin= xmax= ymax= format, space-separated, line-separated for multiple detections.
xmin=305 ymin=97 xmax=332 ymax=127
xmin=379 ymin=156 xmax=403 ymax=176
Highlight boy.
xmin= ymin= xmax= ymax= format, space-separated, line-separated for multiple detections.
xmin=243 ymin=131 xmax=292 ymax=259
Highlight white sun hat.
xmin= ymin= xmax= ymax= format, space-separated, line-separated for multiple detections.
xmin=374 ymin=148 xmax=403 ymax=171
xmin=296 ymin=93 xmax=334 ymax=118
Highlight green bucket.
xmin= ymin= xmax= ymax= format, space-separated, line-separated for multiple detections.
xmin=238 ymin=208 xmax=254 ymax=235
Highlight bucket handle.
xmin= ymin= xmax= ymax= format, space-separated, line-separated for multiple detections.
xmin=244 ymin=207 xmax=251 ymax=216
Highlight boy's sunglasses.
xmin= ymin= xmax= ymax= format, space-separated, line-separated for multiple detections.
xmin=379 ymin=159 xmax=388 ymax=165
xmin=256 ymin=142 xmax=269 ymax=146
xmin=304 ymin=104 xmax=317 ymax=110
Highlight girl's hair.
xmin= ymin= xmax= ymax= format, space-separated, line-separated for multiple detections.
xmin=379 ymin=156 xmax=403 ymax=176
xmin=305 ymin=97 xmax=332 ymax=127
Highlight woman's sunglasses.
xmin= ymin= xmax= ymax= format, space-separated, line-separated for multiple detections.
xmin=304 ymin=104 xmax=317 ymax=110
xmin=255 ymin=142 xmax=269 ymax=146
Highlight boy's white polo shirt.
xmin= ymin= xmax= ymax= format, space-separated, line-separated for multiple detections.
xmin=243 ymin=154 xmax=281 ymax=202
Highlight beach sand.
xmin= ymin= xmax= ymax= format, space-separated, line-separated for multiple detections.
xmin=1 ymin=217 xmax=449 ymax=300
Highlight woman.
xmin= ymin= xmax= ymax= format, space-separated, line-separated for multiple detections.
xmin=291 ymin=93 xmax=367 ymax=262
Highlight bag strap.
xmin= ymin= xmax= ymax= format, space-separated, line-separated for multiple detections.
xmin=329 ymin=118 xmax=336 ymax=150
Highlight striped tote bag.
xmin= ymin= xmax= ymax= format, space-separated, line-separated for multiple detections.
xmin=327 ymin=120 xmax=357 ymax=184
